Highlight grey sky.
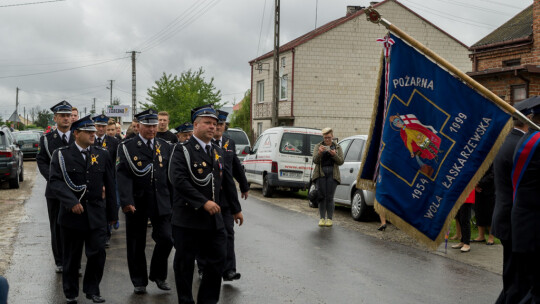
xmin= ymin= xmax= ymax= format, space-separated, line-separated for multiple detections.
xmin=0 ymin=0 xmax=532 ymax=121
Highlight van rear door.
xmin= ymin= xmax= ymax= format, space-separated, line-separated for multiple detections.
xmin=277 ymin=129 xmax=322 ymax=188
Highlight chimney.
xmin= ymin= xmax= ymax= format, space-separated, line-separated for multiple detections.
xmin=346 ymin=6 xmax=364 ymax=17
xmin=370 ymin=1 xmax=380 ymax=5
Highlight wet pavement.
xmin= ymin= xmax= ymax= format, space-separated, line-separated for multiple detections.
xmin=4 ymin=170 xmax=502 ymax=303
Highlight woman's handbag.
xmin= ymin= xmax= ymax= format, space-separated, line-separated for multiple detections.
xmin=307 ymin=181 xmax=320 ymax=201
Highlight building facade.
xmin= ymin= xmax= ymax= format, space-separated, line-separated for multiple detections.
xmin=468 ymin=1 xmax=539 ymax=105
xmin=249 ymin=0 xmax=471 ymax=140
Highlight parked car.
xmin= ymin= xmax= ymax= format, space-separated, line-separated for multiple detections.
xmin=223 ymin=127 xmax=251 ymax=162
xmin=308 ymin=134 xmax=375 ymax=221
xmin=243 ymin=126 xmax=323 ymax=197
xmin=13 ymin=131 xmax=41 ymax=159
xmin=0 ymin=126 xmax=24 ymax=188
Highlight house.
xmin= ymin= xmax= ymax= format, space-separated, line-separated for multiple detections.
xmin=249 ymin=0 xmax=471 ymax=140
xmin=468 ymin=1 xmax=538 ymax=104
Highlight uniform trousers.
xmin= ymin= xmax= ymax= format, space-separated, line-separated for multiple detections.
xmin=125 ymin=212 xmax=173 ymax=287
xmin=173 ymin=226 xmax=226 ymax=304
xmin=514 ymin=251 xmax=540 ymax=303
xmin=46 ymin=197 xmax=63 ymax=266
xmin=495 ymin=239 xmax=519 ymax=304
xmin=197 ymin=207 xmax=237 ymax=274
xmin=61 ymin=226 xmax=106 ymax=298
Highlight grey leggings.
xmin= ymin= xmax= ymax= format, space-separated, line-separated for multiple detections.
xmin=318 ymin=166 xmax=337 ymax=219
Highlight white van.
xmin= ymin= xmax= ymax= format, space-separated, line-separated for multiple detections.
xmin=242 ymin=127 xmax=323 ymax=197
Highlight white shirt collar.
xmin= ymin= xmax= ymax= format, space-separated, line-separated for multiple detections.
xmin=193 ymin=135 xmax=211 ymax=150
xmin=514 ymin=127 xmax=526 ymax=134
xmin=138 ymin=134 xmax=153 ymax=145
xmin=74 ymin=142 xmax=89 ymax=152
xmin=57 ymin=129 xmax=71 ymax=140
xmin=96 ymin=134 xmax=106 ymax=141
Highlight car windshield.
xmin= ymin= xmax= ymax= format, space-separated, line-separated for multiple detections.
xmin=14 ymin=133 xmax=40 ymax=141
xmin=224 ymin=129 xmax=249 ymax=145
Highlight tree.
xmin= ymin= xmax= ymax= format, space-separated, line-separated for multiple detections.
xmin=143 ymin=67 xmax=223 ymax=128
xmin=229 ymin=90 xmax=252 ymax=139
xmin=35 ymin=109 xmax=53 ymax=129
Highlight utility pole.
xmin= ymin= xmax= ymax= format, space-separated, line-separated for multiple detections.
xmin=15 ymin=87 xmax=19 ymax=117
xmin=127 ymin=51 xmax=140 ymax=119
xmin=23 ymin=107 xmax=25 ymax=125
xmin=271 ymin=0 xmax=280 ymax=127
xmin=84 ymin=107 xmax=87 ymax=116
xmin=108 ymin=80 xmax=114 ymax=105
xmin=92 ymin=98 xmax=96 ymax=114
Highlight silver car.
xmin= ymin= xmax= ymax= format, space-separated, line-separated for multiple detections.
xmin=223 ymin=128 xmax=251 ymax=162
xmin=309 ymin=135 xmax=375 ymax=221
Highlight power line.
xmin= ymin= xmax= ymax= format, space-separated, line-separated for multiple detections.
xmin=0 ymin=0 xmax=65 ymax=8
xmin=256 ymin=0 xmax=268 ymax=58
xmin=403 ymin=1 xmax=498 ymax=29
xmin=0 ymin=56 xmax=128 ymax=79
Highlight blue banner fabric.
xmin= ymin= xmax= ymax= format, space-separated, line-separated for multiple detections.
xmin=358 ymin=34 xmax=511 ymax=248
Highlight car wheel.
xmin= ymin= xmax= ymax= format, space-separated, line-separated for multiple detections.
xmin=351 ymin=189 xmax=367 ymax=221
xmin=308 ymin=183 xmax=318 ymax=208
xmin=262 ymin=175 xmax=273 ymax=197
xmin=9 ymin=171 xmax=20 ymax=189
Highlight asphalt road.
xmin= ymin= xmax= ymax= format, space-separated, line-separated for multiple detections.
xmin=5 ymin=173 xmax=501 ymax=303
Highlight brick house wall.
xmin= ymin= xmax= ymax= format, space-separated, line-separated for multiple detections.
xmin=250 ymin=0 xmax=471 ymax=140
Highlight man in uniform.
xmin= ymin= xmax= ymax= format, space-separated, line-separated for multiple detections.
xmin=492 ymin=102 xmax=530 ymax=304
xmin=92 ymin=114 xmax=120 ymax=247
xmin=49 ymin=115 xmax=118 ymax=304
xmin=116 ymin=109 xmax=174 ymax=295
xmin=36 ymin=100 xmax=75 ymax=273
xmin=175 ymin=122 xmax=193 ymax=143
xmin=169 ymin=105 xmax=241 ymax=304
xmin=156 ymin=111 xmax=178 ymax=144
xmin=198 ymin=110 xmax=247 ymax=281
xmin=511 ymin=104 xmax=540 ymax=303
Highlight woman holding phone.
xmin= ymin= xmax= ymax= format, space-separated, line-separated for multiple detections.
xmin=312 ymin=128 xmax=344 ymax=227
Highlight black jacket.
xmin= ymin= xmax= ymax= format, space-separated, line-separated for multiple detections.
xmin=156 ymin=130 xmax=178 ymax=144
xmin=169 ymin=138 xmax=240 ymax=230
xmin=49 ymin=144 xmax=118 ymax=230
xmin=94 ymin=134 xmax=119 ymax=163
xmin=511 ymin=129 xmax=540 ymax=252
xmin=492 ymin=128 xmax=525 ymax=241
xmin=116 ymin=136 xmax=173 ymax=217
xmin=222 ymin=135 xmax=250 ymax=194
xmin=36 ymin=129 xmax=75 ymax=198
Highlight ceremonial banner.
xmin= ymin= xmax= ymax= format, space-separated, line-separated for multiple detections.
xmin=106 ymin=105 xmax=130 ymax=117
xmin=358 ymin=34 xmax=512 ymax=248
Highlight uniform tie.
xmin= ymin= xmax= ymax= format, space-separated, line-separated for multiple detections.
xmin=205 ymin=145 xmax=212 ymax=158
xmin=214 ymin=139 xmax=221 ymax=148
xmin=147 ymin=139 xmax=153 ymax=151
xmin=96 ymin=137 xmax=102 ymax=146
xmin=81 ymin=149 xmax=89 ymax=160
xmin=62 ymin=134 xmax=68 ymax=146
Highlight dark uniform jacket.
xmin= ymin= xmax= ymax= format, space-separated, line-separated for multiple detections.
xmin=169 ymin=138 xmax=240 ymax=230
xmin=94 ymin=134 xmax=119 ymax=162
xmin=511 ymin=129 xmax=540 ymax=252
xmin=116 ymin=136 xmax=172 ymax=217
xmin=221 ymin=135 xmax=249 ymax=194
xmin=49 ymin=144 xmax=118 ymax=230
xmin=492 ymin=128 xmax=525 ymax=241
xmin=36 ymin=129 xmax=75 ymax=198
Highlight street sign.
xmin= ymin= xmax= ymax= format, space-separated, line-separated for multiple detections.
xmin=106 ymin=105 xmax=130 ymax=117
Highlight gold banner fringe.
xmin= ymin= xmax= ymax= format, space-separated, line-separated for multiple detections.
xmin=374 ymin=118 xmax=513 ymax=250
xmin=357 ymin=49 xmax=386 ymax=192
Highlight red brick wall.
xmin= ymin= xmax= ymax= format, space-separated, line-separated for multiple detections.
xmin=476 ymin=73 xmax=540 ymax=104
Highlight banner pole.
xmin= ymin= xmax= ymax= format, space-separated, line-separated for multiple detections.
xmin=364 ymin=7 xmax=539 ymax=131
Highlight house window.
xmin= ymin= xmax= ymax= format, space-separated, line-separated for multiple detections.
xmin=257 ymin=122 xmax=263 ymax=136
xmin=503 ymin=59 xmax=521 ymax=67
xmin=257 ymin=80 xmax=264 ymax=103
xmin=512 ymin=85 xmax=527 ymax=102
xmin=280 ymin=75 xmax=288 ymax=100
xmin=281 ymin=57 xmax=286 ymax=67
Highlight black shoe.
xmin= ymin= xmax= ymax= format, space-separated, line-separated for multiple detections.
xmin=377 ymin=224 xmax=387 ymax=231
xmin=150 ymin=279 xmax=171 ymax=291
xmin=133 ymin=286 xmax=147 ymax=294
xmin=198 ymin=270 xmax=203 ymax=280
xmin=86 ymin=294 xmax=105 ymax=303
xmin=223 ymin=270 xmax=241 ymax=281
xmin=56 ymin=265 xmax=63 ymax=273
xmin=66 ymin=298 xmax=77 ymax=304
